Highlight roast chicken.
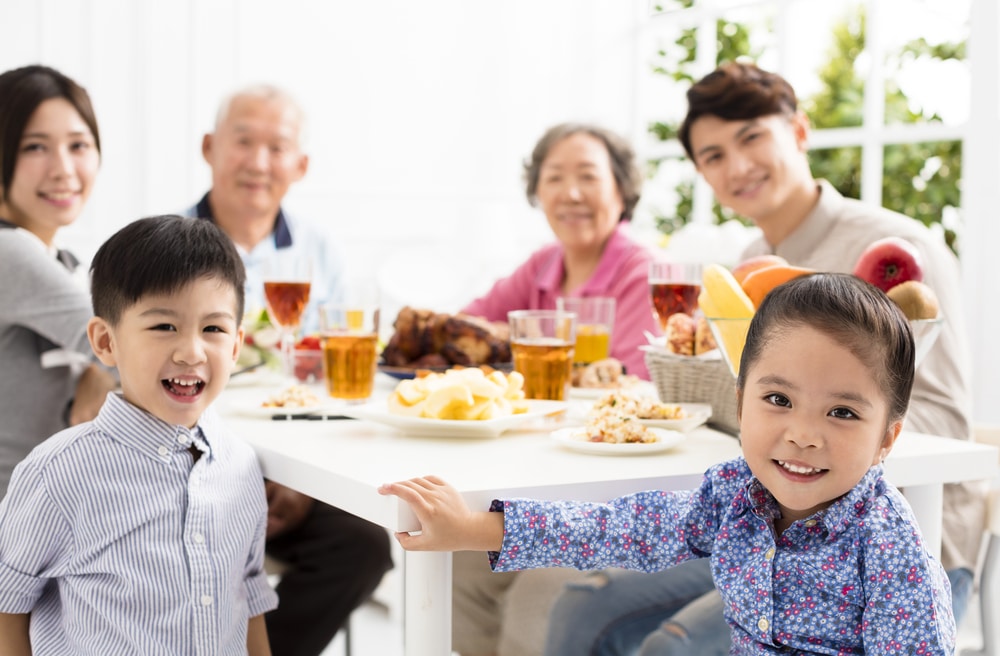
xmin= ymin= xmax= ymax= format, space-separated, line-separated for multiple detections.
xmin=381 ymin=306 xmax=511 ymax=368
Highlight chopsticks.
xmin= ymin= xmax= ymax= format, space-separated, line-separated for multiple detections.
xmin=271 ymin=414 xmax=355 ymax=421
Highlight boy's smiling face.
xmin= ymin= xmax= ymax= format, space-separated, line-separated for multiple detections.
xmin=89 ymin=276 xmax=243 ymax=428
xmin=738 ymin=324 xmax=901 ymax=531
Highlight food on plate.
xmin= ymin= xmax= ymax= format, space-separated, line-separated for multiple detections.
xmin=739 ymin=264 xmax=815 ymax=309
xmin=698 ymin=264 xmax=754 ymax=320
xmin=262 ymin=385 xmax=321 ymax=409
xmin=582 ymin=407 xmax=655 ymax=444
xmin=381 ymin=307 xmax=511 ymax=368
xmin=731 ymin=254 xmax=788 ymax=284
xmin=570 ymin=357 xmax=641 ymax=389
xmin=852 ymin=236 xmax=924 ymax=292
xmin=886 ymin=280 xmax=940 ymax=320
xmin=592 ymin=390 xmax=686 ymax=420
xmin=387 ymin=367 xmax=529 ymax=420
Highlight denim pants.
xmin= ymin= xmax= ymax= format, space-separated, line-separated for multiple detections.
xmin=544 ymin=559 xmax=728 ymax=656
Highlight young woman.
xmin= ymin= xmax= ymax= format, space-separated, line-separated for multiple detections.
xmin=0 ymin=64 xmax=115 ymax=498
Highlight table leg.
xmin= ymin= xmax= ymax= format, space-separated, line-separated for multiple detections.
xmin=404 ymin=550 xmax=453 ymax=656
xmin=903 ymin=483 xmax=943 ymax=560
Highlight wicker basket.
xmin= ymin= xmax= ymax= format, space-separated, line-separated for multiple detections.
xmin=644 ymin=350 xmax=740 ymax=435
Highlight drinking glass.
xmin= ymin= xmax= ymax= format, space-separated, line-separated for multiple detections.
xmin=319 ymin=288 xmax=380 ymax=401
xmin=263 ymin=259 xmax=313 ymax=379
xmin=556 ymin=297 xmax=615 ymax=365
xmin=649 ymin=261 xmax=702 ymax=331
xmin=508 ymin=310 xmax=577 ymax=400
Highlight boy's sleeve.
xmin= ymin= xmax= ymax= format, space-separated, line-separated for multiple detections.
xmin=242 ymin=485 xmax=278 ymax=617
xmin=0 ymin=460 xmax=71 ymax=613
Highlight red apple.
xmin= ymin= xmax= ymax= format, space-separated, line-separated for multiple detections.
xmin=852 ymin=237 xmax=923 ymax=292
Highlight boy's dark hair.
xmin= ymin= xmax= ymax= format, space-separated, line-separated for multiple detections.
xmin=523 ymin=122 xmax=643 ymax=222
xmin=91 ymin=215 xmax=246 ymax=325
xmin=678 ymin=61 xmax=798 ymax=161
xmin=737 ymin=273 xmax=915 ymax=424
xmin=0 ymin=65 xmax=101 ymax=201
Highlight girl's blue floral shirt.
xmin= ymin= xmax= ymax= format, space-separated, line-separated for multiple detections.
xmin=488 ymin=457 xmax=955 ymax=655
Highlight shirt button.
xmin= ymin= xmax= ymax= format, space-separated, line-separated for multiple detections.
xmin=157 ymin=446 xmax=169 ymax=457
xmin=758 ymin=617 xmax=769 ymax=632
xmin=765 ymin=547 xmax=775 ymax=561
xmin=804 ymin=519 xmax=818 ymax=527
xmin=177 ymin=435 xmax=187 ymax=445
xmin=201 ymin=595 xmax=213 ymax=606
xmin=193 ymin=533 xmax=205 ymax=544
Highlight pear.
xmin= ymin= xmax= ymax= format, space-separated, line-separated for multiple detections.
xmin=886 ymin=280 xmax=940 ymax=320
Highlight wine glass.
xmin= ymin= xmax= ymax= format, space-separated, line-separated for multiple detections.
xmin=262 ymin=258 xmax=313 ymax=379
xmin=649 ymin=261 xmax=702 ymax=331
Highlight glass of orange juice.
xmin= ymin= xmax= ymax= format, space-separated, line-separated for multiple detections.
xmin=508 ymin=310 xmax=577 ymax=400
xmin=319 ymin=304 xmax=380 ymax=401
xmin=556 ymin=297 xmax=615 ymax=365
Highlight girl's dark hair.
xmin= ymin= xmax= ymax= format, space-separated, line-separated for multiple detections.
xmin=523 ymin=123 xmax=642 ymax=222
xmin=737 ymin=273 xmax=915 ymax=424
xmin=678 ymin=61 xmax=798 ymax=161
xmin=0 ymin=65 xmax=101 ymax=200
xmin=91 ymin=216 xmax=246 ymax=325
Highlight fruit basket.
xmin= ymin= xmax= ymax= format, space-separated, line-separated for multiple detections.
xmin=644 ymin=349 xmax=739 ymax=435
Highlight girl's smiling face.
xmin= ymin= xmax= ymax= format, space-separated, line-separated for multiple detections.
xmin=737 ymin=324 xmax=901 ymax=531
xmin=0 ymin=97 xmax=100 ymax=245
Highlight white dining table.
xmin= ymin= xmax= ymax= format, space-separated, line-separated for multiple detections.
xmin=219 ymin=378 xmax=999 ymax=656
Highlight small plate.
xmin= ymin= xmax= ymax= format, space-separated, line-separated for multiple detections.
xmin=569 ymin=380 xmax=657 ymax=400
xmin=228 ymin=400 xmax=328 ymax=419
xmin=378 ymin=362 xmax=514 ymax=381
xmin=550 ymin=426 xmax=686 ymax=456
xmin=565 ymin=402 xmax=712 ymax=433
xmin=338 ymin=399 xmax=566 ymax=438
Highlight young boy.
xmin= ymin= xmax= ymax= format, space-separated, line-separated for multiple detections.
xmin=0 ymin=215 xmax=277 ymax=655
xmin=380 ymin=273 xmax=957 ymax=655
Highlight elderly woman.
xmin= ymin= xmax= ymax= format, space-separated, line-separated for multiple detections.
xmin=462 ymin=122 xmax=660 ymax=380
xmin=453 ymin=124 xmax=661 ymax=656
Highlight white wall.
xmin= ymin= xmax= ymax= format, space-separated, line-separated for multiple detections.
xmin=1 ymin=0 xmax=651 ymax=314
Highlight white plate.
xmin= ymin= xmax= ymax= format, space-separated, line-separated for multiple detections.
xmin=228 ymin=401 xmax=328 ymax=418
xmin=338 ymin=400 xmax=567 ymax=438
xmin=564 ymin=402 xmax=712 ymax=433
xmin=550 ymin=426 xmax=686 ymax=456
xmin=569 ymin=380 xmax=657 ymax=400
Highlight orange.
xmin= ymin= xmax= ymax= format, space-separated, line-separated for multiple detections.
xmin=731 ymin=254 xmax=788 ymax=284
xmin=740 ymin=265 xmax=815 ymax=309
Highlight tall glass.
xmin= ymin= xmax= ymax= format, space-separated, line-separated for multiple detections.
xmin=263 ymin=259 xmax=312 ymax=379
xmin=319 ymin=304 xmax=380 ymax=401
xmin=649 ymin=261 xmax=702 ymax=331
xmin=556 ymin=297 xmax=615 ymax=365
xmin=508 ymin=310 xmax=576 ymax=401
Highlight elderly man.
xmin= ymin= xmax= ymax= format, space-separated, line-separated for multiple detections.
xmin=186 ymin=85 xmax=392 ymax=656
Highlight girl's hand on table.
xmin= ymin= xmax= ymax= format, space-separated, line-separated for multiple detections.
xmin=378 ymin=476 xmax=504 ymax=552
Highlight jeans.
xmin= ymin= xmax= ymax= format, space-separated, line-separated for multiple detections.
xmin=544 ymin=559 xmax=728 ymax=656
xmin=948 ymin=566 xmax=974 ymax=626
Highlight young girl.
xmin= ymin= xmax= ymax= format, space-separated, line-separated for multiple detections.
xmin=379 ymin=272 xmax=956 ymax=655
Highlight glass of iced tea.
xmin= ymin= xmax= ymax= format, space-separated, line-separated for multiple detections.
xmin=508 ymin=310 xmax=577 ymax=401
xmin=319 ymin=304 xmax=380 ymax=401
xmin=263 ymin=260 xmax=312 ymax=379
xmin=648 ymin=261 xmax=702 ymax=331
xmin=556 ymin=297 xmax=615 ymax=365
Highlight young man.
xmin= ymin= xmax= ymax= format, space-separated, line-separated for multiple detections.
xmin=187 ymin=86 xmax=392 ymax=656
xmin=542 ymin=61 xmax=980 ymax=656
xmin=0 ymin=216 xmax=276 ymax=654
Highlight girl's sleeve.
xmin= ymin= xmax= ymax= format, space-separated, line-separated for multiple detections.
xmin=490 ymin=469 xmax=725 ymax=574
